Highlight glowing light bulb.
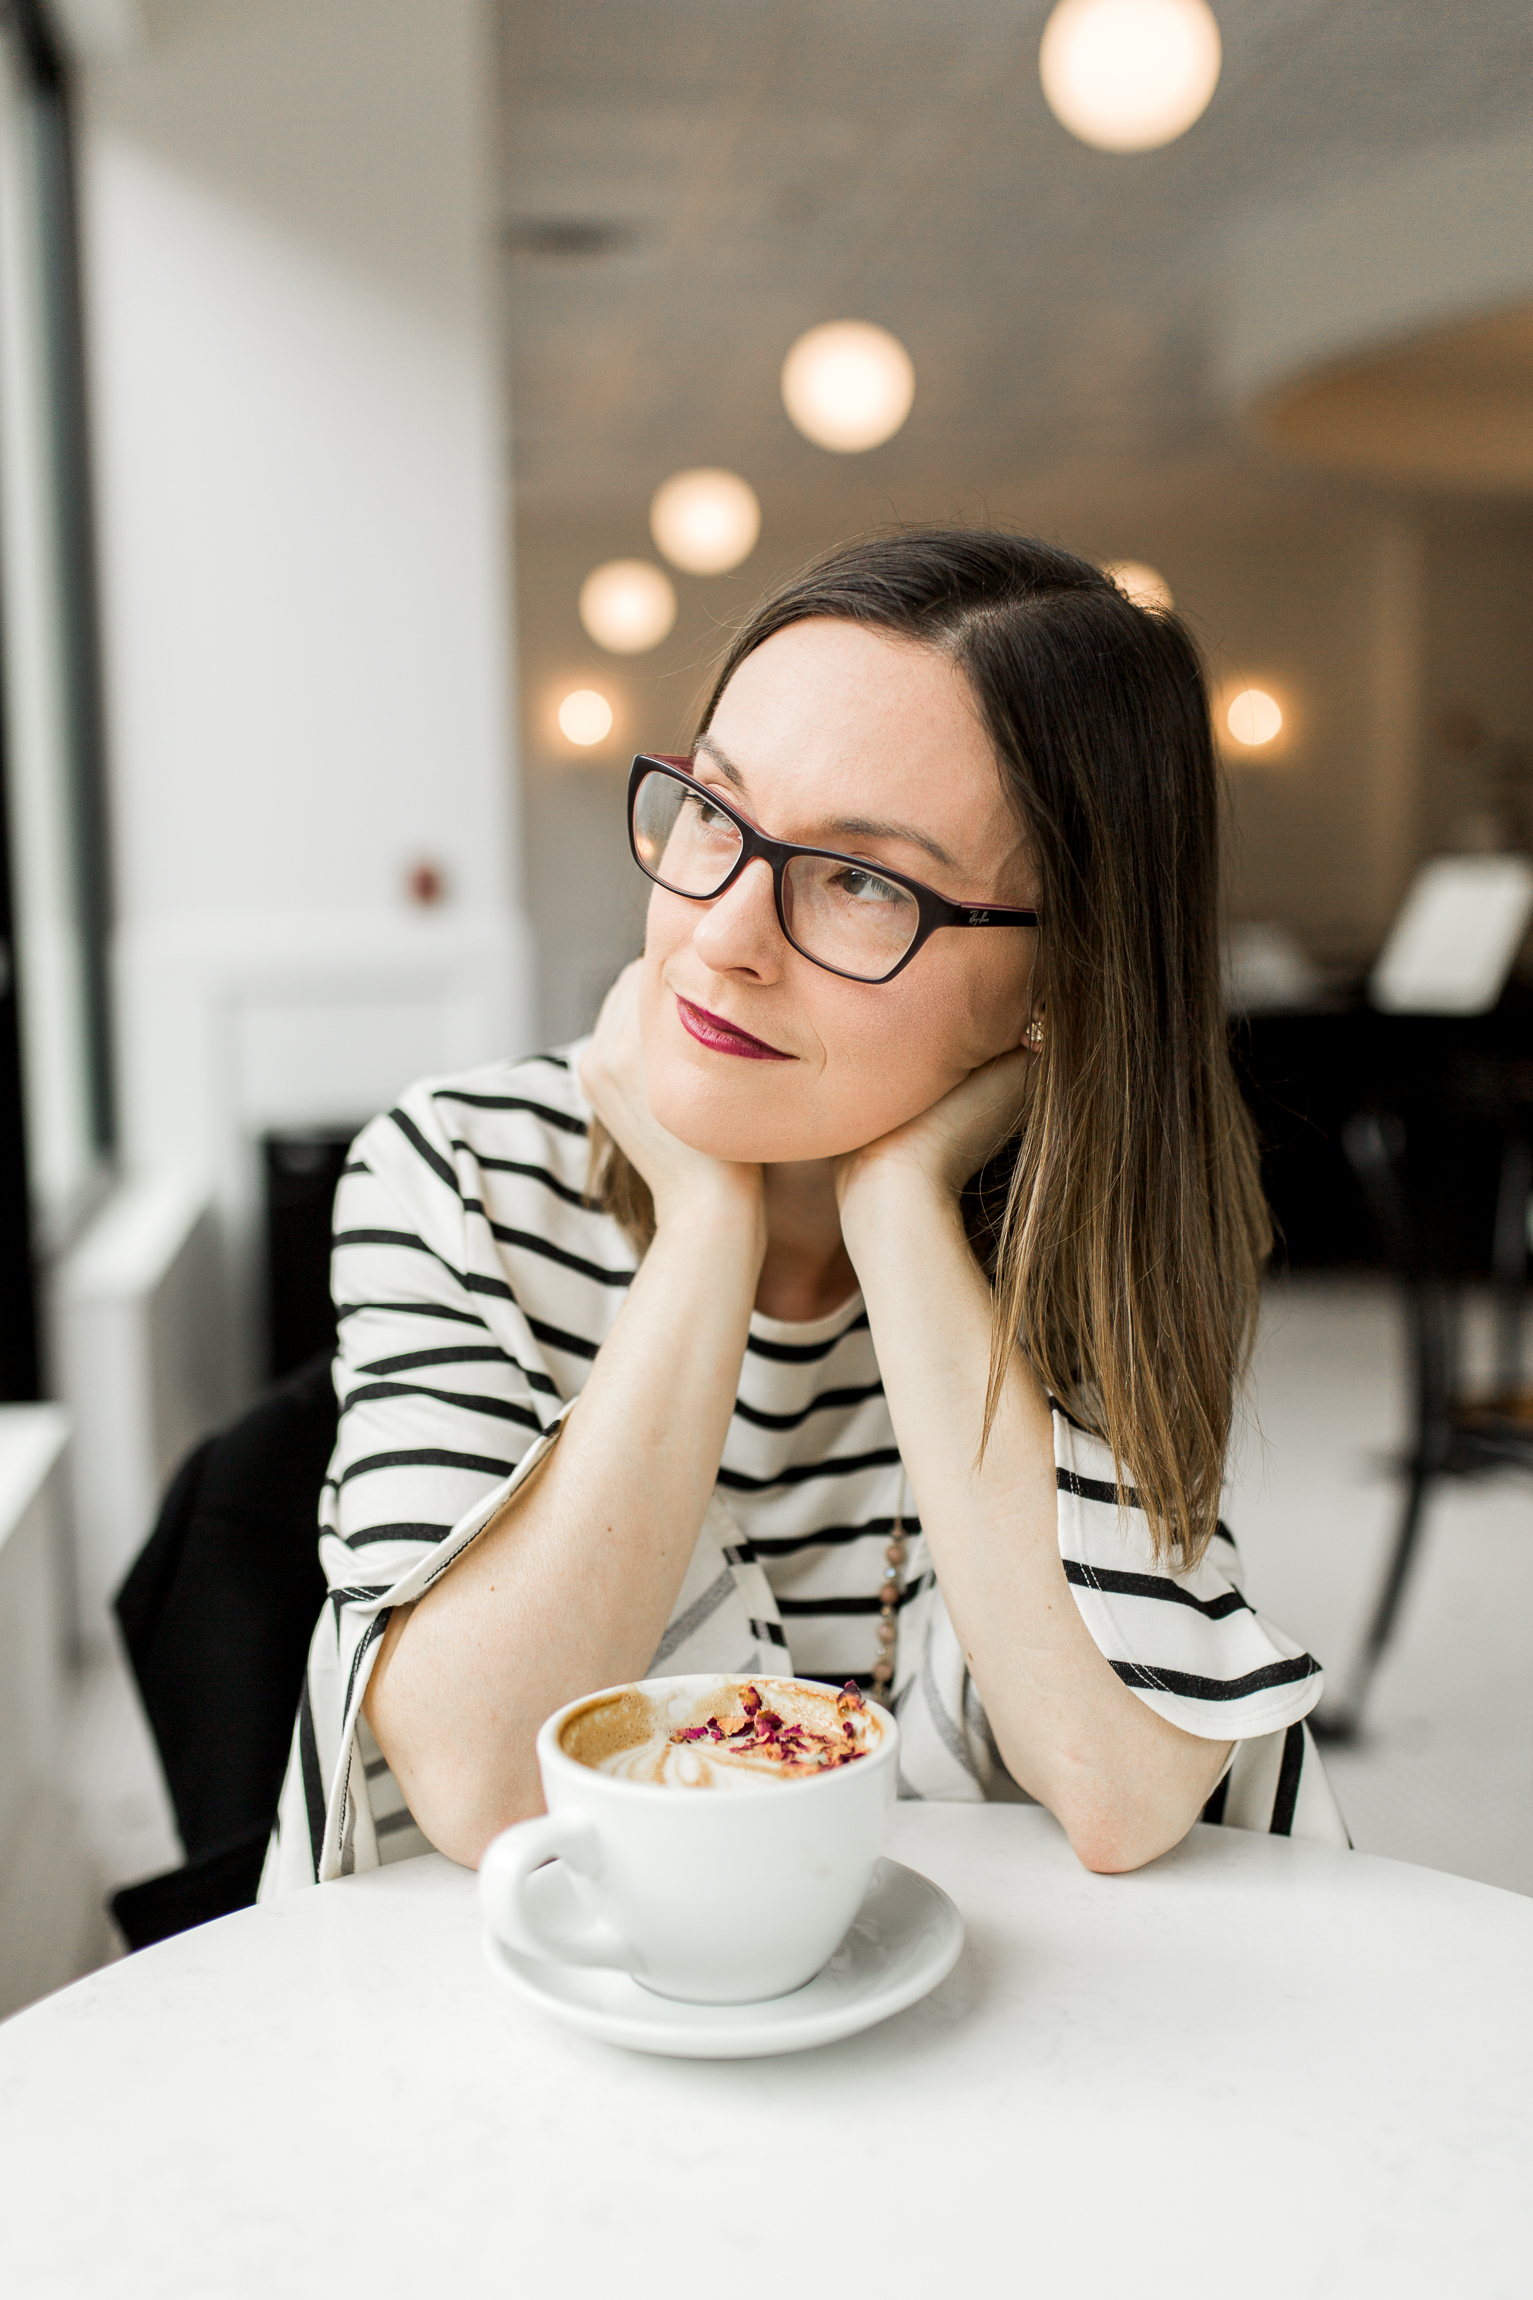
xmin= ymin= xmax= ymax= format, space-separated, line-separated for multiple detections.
xmin=558 ymin=688 xmax=614 ymax=747
xmin=579 ymin=560 xmax=677 ymax=654
xmin=1225 ymin=688 xmax=1283 ymax=747
xmin=649 ymin=469 xmax=760 ymax=574
xmin=1040 ymin=0 xmax=1222 ymax=153
xmin=1104 ymin=559 xmax=1174 ymax=611
xmin=780 ymin=320 xmax=915 ymax=452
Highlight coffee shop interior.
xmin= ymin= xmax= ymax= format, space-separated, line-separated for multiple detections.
xmin=1 ymin=0 xmax=1532 ymax=2022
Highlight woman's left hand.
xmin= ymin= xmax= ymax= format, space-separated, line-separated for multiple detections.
xmin=835 ymin=1041 xmax=1035 ymax=1222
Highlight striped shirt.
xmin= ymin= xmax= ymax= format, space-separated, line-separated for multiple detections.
xmin=263 ymin=1045 xmax=1346 ymax=1894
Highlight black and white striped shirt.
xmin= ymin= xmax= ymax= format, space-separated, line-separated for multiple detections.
xmin=263 ymin=1045 xmax=1345 ymax=1894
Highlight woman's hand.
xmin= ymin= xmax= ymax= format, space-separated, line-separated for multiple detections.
xmin=835 ymin=1041 xmax=1034 ymax=1228
xmin=580 ymin=962 xmax=765 ymax=1238
xmin=374 ymin=963 xmax=771 ymax=1862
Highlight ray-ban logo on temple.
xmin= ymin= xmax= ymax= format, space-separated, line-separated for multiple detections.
xmin=628 ymin=755 xmax=1039 ymax=985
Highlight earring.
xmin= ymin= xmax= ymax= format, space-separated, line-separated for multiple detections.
xmin=1024 ymin=1016 xmax=1044 ymax=1050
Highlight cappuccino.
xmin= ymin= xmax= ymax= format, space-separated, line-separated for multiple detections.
xmin=482 ymin=1671 xmax=900 ymax=2002
xmin=560 ymin=1677 xmax=878 ymax=1791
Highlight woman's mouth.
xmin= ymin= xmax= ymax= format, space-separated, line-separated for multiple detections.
xmin=675 ymin=997 xmax=794 ymax=1062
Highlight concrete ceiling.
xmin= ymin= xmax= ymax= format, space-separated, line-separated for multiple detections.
xmin=1262 ymin=304 xmax=1533 ymax=491
xmin=493 ymin=0 xmax=1533 ymax=536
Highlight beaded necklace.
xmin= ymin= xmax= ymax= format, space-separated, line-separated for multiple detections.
xmin=869 ymin=1475 xmax=907 ymax=1702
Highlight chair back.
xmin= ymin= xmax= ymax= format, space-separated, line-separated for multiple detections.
xmin=111 ymin=1353 xmax=336 ymax=1944
xmin=1339 ymin=1112 xmax=1457 ymax=1459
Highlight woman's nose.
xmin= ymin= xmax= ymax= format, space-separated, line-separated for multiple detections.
xmin=691 ymin=856 xmax=785 ymax=978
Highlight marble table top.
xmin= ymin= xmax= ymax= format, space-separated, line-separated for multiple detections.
xmin=2 ymin=1805 xmax=1529 ymax=2298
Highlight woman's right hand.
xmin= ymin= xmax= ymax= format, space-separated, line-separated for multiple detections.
xmin=579 ymin=962 xmax=765 ymax=1238
xmin=374 ymin=963 xmax=769 ymax=1862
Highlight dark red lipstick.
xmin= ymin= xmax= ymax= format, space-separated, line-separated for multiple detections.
xmin=676 ymin=997 xmax=794 ymax=1062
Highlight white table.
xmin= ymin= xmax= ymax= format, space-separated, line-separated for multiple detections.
xmin=2 ymin=1807 xmax=1529 ymax=2298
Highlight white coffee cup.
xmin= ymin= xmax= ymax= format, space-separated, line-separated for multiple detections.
xmin=478 ymin=1674 xmax=898 ymax=2004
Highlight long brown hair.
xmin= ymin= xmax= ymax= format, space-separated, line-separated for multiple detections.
xmin=591 ymin=529 xmax=1269 ymax=1570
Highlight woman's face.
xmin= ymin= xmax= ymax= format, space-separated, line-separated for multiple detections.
xmin=638 ymin=617 xmax=1038 ymax=1164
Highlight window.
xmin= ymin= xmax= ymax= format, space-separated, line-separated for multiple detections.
xmin=0 ymin=1 xmax=113 ymax=1398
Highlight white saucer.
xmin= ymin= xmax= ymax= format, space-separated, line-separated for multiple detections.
xmin=482 ymin=1856 xmax=964 ymax=2060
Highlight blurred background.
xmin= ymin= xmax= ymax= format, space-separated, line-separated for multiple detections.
xmin=1 ymin=0 xmax=1530 ymax=2009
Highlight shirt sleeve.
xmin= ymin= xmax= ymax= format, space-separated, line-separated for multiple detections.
xmin=1052 ymin=1402 xmax=1324 ymax=1741
xmin=264 ymin=1080 xmax=572 ymax=1893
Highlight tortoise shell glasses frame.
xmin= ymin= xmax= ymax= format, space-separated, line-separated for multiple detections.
xmin=627 ymin=754 xmax=1040 ymax=986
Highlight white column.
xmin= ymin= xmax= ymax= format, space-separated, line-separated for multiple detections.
xmin=1365 ymin=516 xmax=1424 ymax=936
xmin=77 ymin=0 xmax=532 ymax=1216
xmin=54 ymin=1 xmax=531 ymax=1630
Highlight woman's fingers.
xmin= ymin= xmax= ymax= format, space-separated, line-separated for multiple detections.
xmin=580 ymin=962 xmax=765 ymax=1230
xmin=839 ymin=1041 xmax=1034 ymax=1209
xmin=579 ymin=963 xmax=645 ymax=1122
xmin=929 ymin=1045 xmax=1033 ymax=1179
xmin=585 ymin=960 xmax=642 ymax=1067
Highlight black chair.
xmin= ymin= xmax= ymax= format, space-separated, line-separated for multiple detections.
xmin=1320 ymin=1110 xmax=1533 ymax=1737
xmin=110 ymin=1353 xmax=336 ymax=1948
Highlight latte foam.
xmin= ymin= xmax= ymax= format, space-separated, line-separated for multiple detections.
xmin=560 ymin=1677 xmax=879 ymax=1790
xmin=594 ymin=1733 xmax=791 ymax=1791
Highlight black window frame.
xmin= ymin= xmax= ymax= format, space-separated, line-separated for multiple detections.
xmin=0 ymin=0 xmax=115 ymax=1400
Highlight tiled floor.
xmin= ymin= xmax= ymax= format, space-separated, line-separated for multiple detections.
xmin=1226 ymin=1275 xmax=1533 ymax=1896
xmin=54 ymin=1273 xmax=1532 ymax=2001
xmin=61 ymin=1641 xmax=182 ymax=1952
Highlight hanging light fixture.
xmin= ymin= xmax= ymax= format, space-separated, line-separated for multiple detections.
xmin=557 ymin=688 xmax=615 ymax=747
xmin=780 ymin=321 xmax=915 ymax=453
xmin=578 ymin=560 xmax=677 ymax=654
xmin=1103 ymin=559 xmax=1174 ymax=610
xmin=1224 ymin=687 xmax=1283 ymax=748
xmin=1040 ymin=0 xmax=1221 ymax=153
xmin=649 ymin=470 xmax=761 ymax=575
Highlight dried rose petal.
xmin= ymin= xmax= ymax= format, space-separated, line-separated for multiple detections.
xmin=661 ymin=1681 xmax=875 ymax=1775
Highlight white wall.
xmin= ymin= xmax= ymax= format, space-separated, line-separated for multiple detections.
xmin=0 ymin=1409 xmax=105 ymax=2017
xmin=71 ymin=0 xmax=533 ymax=1411
xmin=51 ymin=1172 xmax=226 ymax=1651
xmin=80 ymin=0 xmax=522 ymax=926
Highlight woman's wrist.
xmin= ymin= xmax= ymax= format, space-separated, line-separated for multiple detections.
xmin=837 ymin=1148 xmax=968 ymax=1276
xmin=650 ymin=1164 xmax=769 ymax=1266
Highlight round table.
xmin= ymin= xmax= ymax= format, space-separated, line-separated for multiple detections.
xmin=2 ymin=1807 xmax=1529 ymax=2298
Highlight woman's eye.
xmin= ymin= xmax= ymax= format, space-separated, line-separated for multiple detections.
xmin=833 ymin=866 xmax=901 ymax=904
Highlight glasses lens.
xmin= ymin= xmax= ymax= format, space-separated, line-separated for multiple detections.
xmin=783 ymin=852 xmax=920 ymax=980
xmin=632 ymin=770 xmax=743 ymax=897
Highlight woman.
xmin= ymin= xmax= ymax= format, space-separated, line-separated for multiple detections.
xmin=264 ymin=529 xmax=1344 ymax=1897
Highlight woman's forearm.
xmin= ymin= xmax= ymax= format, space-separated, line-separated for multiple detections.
xmin=841 ymin=1168 xmax=1230 ymax=1871
xmin=364 ymin=1183 xmax=765 ymax=1865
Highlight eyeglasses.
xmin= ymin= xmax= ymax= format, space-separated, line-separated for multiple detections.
xmin=627 ymin=754 xmax=1039 ymax=985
